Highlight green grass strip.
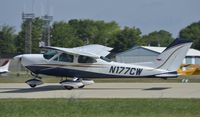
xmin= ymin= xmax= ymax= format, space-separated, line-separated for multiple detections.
xmin=0 ymin=99 xmax=200 ymax=117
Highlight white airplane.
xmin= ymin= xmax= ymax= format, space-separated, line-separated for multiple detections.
xmin=14 ymin=38 xmax=192 ymax=89
xmin=0 ymin=60 xmax=10 ymax=75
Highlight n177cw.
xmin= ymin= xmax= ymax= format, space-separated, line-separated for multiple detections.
xmin=14 ymin=38 xmax=192 ymax=90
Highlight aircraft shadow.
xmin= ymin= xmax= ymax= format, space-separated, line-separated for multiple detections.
xmin=0 ymin=86 xmax=171 ymax=93
xmin=82 ymin=88 xmax=144 ymax=90
xmin=0 ymin=85 xmax=64 ymax=93
xmin=143 ymin=87 xmax=171 ymax=90
xmin=83 ymin=87 xmax=171 ymax=90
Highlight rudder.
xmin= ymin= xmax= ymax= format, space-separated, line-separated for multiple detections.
xmin=153 ymin=38 xmax=192 ymax=71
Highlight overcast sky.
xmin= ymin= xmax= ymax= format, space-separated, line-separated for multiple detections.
xmin=0 ymin=0 xmax=200 ymax=37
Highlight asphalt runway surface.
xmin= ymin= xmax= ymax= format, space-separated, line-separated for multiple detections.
xmin=0 ymin=83 xmax=200 ymax=98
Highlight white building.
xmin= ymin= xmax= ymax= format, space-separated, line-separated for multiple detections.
xmin=116 ymin=46 xmax=200 ymax=64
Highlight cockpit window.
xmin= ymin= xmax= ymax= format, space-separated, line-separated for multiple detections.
xmin=78 ymin=55 xmax=97 ymax=63
xmin=54 ymin=53 xmax=74 ymax=63
xmin=43 ymin=50 xmax=57 ymax=60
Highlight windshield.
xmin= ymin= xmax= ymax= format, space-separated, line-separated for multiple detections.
xmin=43 ymin=50 xmax=57 ymax=60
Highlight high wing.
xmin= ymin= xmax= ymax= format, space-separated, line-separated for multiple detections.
xmin=73 ymin=44 xmax=113 ymax=57
xmin=41 ymin=44 xmax=113 ymax=58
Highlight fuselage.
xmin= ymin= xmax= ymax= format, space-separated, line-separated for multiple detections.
xmin=15 ymin=53 xmax=176 ymax=78
xmin=12 ymin=39 xmax=193 ymax=89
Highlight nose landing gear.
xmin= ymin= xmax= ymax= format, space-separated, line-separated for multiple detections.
xmin=25 ymin=78 xmax=43 ymax=88
xmin=25 ymin=73 xmax=43 ymax=88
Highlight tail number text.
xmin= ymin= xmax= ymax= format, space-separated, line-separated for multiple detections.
xmin=109 ymin=66 xmax=143 ymax=75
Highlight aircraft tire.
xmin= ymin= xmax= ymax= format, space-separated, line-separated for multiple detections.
xmin=78 ymin=85 xmax=85 ymax=88
xmin=29 ymin=84 xmax=36 ymax=88
xmin=64 ymin=86 xmax=74 ymax=90
xmin=181 ymin=78 xmax=190 ymax=83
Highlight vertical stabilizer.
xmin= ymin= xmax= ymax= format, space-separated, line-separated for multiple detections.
xmin=153 ymin=38 xmax=192 ymax=71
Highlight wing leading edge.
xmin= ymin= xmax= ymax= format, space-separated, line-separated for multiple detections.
xmin=41 ymin=44 xmax=113 ymax=58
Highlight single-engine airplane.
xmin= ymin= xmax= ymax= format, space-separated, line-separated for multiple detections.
xmin=177 ymin=64 xmax=200 ymax=83
xmin=178 ymin=64 xmax=200 ymax=76
xmin=0 ymin=60 xmax=10 ymax=75
xmin=14 ymin=38 xmax=192 ymax=89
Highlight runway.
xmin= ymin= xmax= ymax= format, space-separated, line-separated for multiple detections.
xmin=0 ymin=83 xmax=200 ymax=98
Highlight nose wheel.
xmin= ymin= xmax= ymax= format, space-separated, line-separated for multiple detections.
xmin=26 ymin=73 xmax=43 ymax=88
xmin=25 ymin=78 xmax=43 ymax=88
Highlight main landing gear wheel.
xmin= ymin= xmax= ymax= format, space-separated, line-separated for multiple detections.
xmin=78 ymin=85 xmax=85 ymax=88
xmin=60 ymin=77 xmax=94 ymax=90
xmin=64 ymin=86 xmax=74 ymax=90
xmin=29 ymin=84 xmax=36 ymax=88
xmin=181 ymin=78 xmax=190 ymax=83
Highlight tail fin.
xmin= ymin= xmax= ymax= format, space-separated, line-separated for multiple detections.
xmin=0 ymin=60 xmax=10 ymax=73
xmin=153 ymin=38 xmax=192 ymax=71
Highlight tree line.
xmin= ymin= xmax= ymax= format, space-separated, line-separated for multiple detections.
xmin=0 ymin=18 xmax=200 ymax=55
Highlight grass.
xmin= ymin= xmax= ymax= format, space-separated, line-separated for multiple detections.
xmin=1 ymin=72 xmax=200 ymax=83
xmin=0 ymin=72 xmax=60 ymax=83
xmin=0 ymin=99 xmax=200 ymax=117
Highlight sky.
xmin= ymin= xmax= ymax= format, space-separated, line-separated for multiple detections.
xmin=0 ymin=0 xmax=200 ymax=37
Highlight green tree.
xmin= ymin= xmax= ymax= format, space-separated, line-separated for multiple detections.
xmin=15 ymin=30 xmax=24 ymax=54
xmin=51 ymin=21 xmax=84 ymax=47
xmin=109 ymin=26 xmax=142 ymax=53
xmin=51 ymin=19 xmax=120 ymax=48
xmin=179 ymin=21 xmax=200 ymax=50
xmin=68 ymin=19 xmax=120 ymax=45
xmin=68 ymin=19 xmax=97 ymax=45
xmin=142 ymin=30 xmax=174 ymax=47
xmin=0 ymin=25 xmax=16 ymax=54
xmin=94 ymin=20 xmax=120 ymax=45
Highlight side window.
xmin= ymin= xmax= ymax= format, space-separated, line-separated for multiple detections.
xmin=100 ymin=56 xmax=111 ymax=62
xmin=54 ymin=53 xmax=74 ymax=63
xmin=78 ymin=55 xmax=97 ymax=63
